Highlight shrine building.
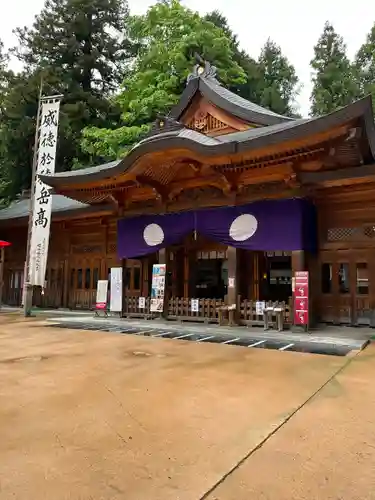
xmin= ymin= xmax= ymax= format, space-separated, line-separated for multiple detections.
xmin=2 ymin=59 xmax=375 ymax=327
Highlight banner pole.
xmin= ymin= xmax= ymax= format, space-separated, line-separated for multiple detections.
xmin=23 ymin=76 xmax=44 ymax=317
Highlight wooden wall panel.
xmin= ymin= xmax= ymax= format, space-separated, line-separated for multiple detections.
xmin=2 ymin=214 xmax=123 ymax=309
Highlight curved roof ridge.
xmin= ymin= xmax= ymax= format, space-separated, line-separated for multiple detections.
xmin=169 ymin=73 xmax=295 ymax=126
xmin=201 ymin=76 xmax=295 ymax=122
xmin=39 ymin=96 xmax=375 ymax=189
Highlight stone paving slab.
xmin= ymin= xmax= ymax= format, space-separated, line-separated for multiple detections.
xmin=0 ymin=318 xmax=349 ymax=500
xmin=205 ymin=345 xmax=375 ymax=500
xmin=47 ymin=314 xmax=370 ymax=350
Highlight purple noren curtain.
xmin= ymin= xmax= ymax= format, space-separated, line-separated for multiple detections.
xmin=117 ymin=198 xmax=316 ymax=259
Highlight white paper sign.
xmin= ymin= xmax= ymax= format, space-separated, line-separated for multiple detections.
xmin=228 ymin=277 xmax=235 ymax=288
xmin=191 ymin=298 xmax=199 ymax=312
xmin=110 ymin=267 xmax=122 ymax=312
xmin=28 ymin=98 xmax=61 ymax=287
xmin=138 ymin=297 xmax=146 ymax=309
xmin=96 ymin=280 xmax=108 ymax=310
xmin=256 ymin=301 xmax=266 ymax=315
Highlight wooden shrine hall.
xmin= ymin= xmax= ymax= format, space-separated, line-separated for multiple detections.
xmin=2 ymin=58 xmax=375 ymax=327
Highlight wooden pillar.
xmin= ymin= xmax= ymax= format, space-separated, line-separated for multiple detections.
xmin=0 ymin=247 xmax=4 ymax=308
xmin=141 ymin=256 xmax=149 ymax=296
xmin=62 ymin=259 xmax=69 ymax=308
xmin=227 ymin=246 xmax=237 ymax=306
xmin=291 ymin=250 xmax=305 ymax=274
xmin=122 ymin=258 xmax=127 ymax=315
xmin=251 ymin=252 xmax=260 ymax=300
xmin=158 ymin=248 xmax=166 ymax=265
xmin=183 ymin=249 xmax=189 ymax=298
xmin=175 ymin=248 xmax=184 ymax=297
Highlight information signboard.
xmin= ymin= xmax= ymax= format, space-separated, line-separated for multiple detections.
xmin=150 ymin=264 xmax=166 ymax=313
xmin=293 ymin=271 xmax=309 ymax=326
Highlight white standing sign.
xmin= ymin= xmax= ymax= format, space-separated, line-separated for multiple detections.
xmin=28 ymin=98 xmax=61 ymax=287
xmin=138 ymin=297 xmax=146 ymax=309
xmin=110 ymin=267 xmax=123 ymax=312
xmin=96 ymin=280 xmax=108 ymax=310
xmin=191 ymin=298 xmax=199 ymax=312
xmin=256 ymin=301 xmax=266 ymax=316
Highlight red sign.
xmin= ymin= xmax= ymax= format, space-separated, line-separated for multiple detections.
xmin=294 ymin=271 xmax=309 ymax=326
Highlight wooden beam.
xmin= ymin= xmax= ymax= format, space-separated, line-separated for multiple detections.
xmin=167 ymin=174 xmax=232 ymax=199
xmin=300 ymin=163 xmax=375 ymax=186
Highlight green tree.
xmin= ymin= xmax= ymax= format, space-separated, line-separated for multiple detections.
xmin=310 ymin=22 xmax=359 ymax=116
xmin=81 ymin=0 xmax=246 ymax=160
xmin=0 ymin=71 xmax=41 ymax=200
xmin=257 ymin=38 xmax=299 ymax=116
xmin=205 ymin=13 xmax=299 ymax=116
xmin=2 ymin=0 xmax=133 ymax=195
xmin=0 ymin=41 xmax=15 ymax=203
xmin=355 ymin=24 xmax=375 ymax=108
xmin=204 ymin=10 xmax=263 ymax=106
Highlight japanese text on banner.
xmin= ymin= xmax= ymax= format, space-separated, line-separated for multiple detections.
xmin=28 ymin=99 xmax=61 ymax=287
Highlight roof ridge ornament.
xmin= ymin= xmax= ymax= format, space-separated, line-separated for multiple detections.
xmin=187 ymin=53 xmax=218 ymax=85
xmin=145 ymin=115 xmax=185 ymax=139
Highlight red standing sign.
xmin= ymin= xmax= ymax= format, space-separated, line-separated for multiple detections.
xmin=293 ymin=271 xmax=309 ymax=327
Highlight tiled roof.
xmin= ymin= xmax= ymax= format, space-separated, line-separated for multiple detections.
xmin=0 ymin=194 xmax=88 ymax=221
xmin=37 ymin=96 xmax=375 ymax=189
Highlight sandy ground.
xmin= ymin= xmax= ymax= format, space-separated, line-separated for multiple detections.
xmin=0 ymin=314 xmax=371 ymax=500
xmin=206 ymin=346 xmax=375 ymax=500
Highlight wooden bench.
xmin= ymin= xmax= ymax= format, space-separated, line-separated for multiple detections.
xmin=263 ymin=306 xmax=284 ymax=332
xmin=218 ymin=304 xmax=237 ymax=326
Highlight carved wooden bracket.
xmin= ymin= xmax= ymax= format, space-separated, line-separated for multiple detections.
xmin=283 ymin=172 xmax=301 ymax=189
xmin=167 ymin=173 xmax=236 ymax=200
xmin=135 ymin=175 xmax=169 ymax=200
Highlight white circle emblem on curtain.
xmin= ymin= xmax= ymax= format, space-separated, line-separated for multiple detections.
xmin=143 ymin=223 xmax=165 ymax=246
xmin=229 ymin=214 xmax=258 ymax=241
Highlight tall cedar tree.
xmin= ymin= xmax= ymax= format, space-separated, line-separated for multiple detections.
xmin=257 ymin=39 xmax=299 ymax=116
xmin=310 ymin=22 xmax=359 ymax=116
xmin=355 ymin=24 xmax=375 ymax=109
xmin=0 ymin=41 xmax=17 ymax=203
xmin=81 ymin=0 xmax=246 ymax=161
xmin=3 ymin=0 xmax=132 ymax=196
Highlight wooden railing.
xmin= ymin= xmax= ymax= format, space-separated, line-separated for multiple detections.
xmin=239 ymin=299 xmax=293 ymax=327
xmin=68 ymin=290 xmax=96 ymax=310
xmin=122 ymin=296 xmax=154 ymax=318
xmin=168 ymin=297 xmax=226 ymax=322
xmin=122 ymin=296 xmax=292 ymax=328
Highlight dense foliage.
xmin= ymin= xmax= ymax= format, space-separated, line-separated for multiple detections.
xmin=1 ymin=0 xmax=374 ymax=202
xmin=1 ymin=0 xmax=133 ymax=197
xmin=310 ymin=22 xmax=359 ymax=116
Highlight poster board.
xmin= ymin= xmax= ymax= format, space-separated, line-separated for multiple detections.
xmin=96 ymin=280 xmax=108 ymax=310
xmin=110 ymin=267 xmax=122 ymax=312
xmin=150 ymin=264 xmax=166 ymax=313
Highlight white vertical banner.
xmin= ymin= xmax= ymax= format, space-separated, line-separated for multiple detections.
xmin=110 ymin=267 xmax=123 ymax=312
xmin=28 ymin=98 xmax=61 ymax=287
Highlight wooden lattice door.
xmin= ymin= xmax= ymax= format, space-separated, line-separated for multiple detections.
xmin=318 ymin=250 xmax=372 ymax=325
